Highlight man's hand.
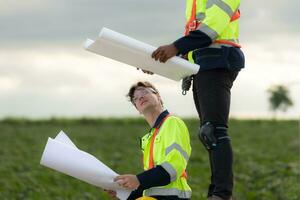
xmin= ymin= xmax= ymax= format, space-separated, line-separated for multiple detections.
xmin=114 ymin=174 xmax=140 ymax=190
xmin=104 ymin=189 xmax=117 ymax=199
xmin=136 ymin=68 xmax=154 ymax=75
xmin=152 ymin=44 xmax=179 ymax=63
xmin=181 ymin=54 xmax=188 ymax=60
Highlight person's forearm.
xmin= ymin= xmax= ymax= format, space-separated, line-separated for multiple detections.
xmin=136 ymin=165 xmax=170 ymax=190
xmin=127 ymin=187 xmax=144 ymax=200
xmin=173 ymin=30 xmax=212 ymax=55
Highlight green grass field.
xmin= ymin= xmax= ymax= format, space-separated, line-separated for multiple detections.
xmin=0 ymin=118 xmax=299 ymax=200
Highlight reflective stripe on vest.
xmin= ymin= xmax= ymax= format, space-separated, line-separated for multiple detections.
xmin=148 ymin=114 xmax=188 ymax=179
xmin=145 ymin=188 xmax=192 ymax=199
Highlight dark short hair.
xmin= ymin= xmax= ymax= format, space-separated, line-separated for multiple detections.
xmin=127 ymin=81 xmax=163 ymax=106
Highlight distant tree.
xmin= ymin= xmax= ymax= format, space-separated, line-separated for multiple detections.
xmin=267 ymin=85 xmax=293 ymax=117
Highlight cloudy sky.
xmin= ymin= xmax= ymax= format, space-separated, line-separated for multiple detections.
xmin=1 ymin=0 xmax=300 ymax=119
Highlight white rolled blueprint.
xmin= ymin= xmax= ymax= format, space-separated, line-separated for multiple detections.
xmin=40 ymin=131 xmax=130 ymax=200
xmin=84 ymin=27 xmax=200 ymax=81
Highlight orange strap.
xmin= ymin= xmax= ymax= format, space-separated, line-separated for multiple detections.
xmin=148 ymin=114 xmax=188 ymax=179
xmin=190 ymin=0 xmax=197 ymax=20
xmin=148 ymin=127 xmax=159 ymax=169
xmin=230 ymin=9 xmax=240 ymax=22
xmin=148 ymin=114 xmax=170 ymax=168
xmin=181 ymin=170 xmax=188 ymax=179
xmin=184 ymin=0 xmax=199 ymax=36
xmin=214 ymin=39 xmax=241 ymax=48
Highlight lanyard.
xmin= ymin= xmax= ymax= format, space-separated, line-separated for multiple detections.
xmin=148 ymin=114 xmax=170 ymax=168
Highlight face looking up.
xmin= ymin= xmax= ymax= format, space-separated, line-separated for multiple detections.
xmin=133 ymin=87 xmax=161 ymax=113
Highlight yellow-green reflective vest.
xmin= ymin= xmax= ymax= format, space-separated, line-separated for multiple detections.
xmin=141 ymin=116 xmax=192 ymax=198
xmin=185 ymin=0 xmax=241 ymax=62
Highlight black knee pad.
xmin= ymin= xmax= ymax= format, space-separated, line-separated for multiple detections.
xmin=198 ymin=122 xmax=230 ymax=150
xmin=198 ymin=122 xmax=217 ymax=150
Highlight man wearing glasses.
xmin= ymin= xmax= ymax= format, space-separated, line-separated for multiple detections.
xmin=107 ymin=81 xmax=192 ymax=200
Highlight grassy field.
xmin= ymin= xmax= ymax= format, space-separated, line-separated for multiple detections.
xmin=0 ymin=118 xmax=299 ymax=200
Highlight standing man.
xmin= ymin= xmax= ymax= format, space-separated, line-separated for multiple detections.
xmin=149 ymin=0 xmax=245 ymax=200
xmin=108 ymin=81 xmax=192 ymax=200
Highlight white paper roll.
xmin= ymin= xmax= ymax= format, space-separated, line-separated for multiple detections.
xmin=84 ymin=27 xmax=200 ymax=81
xmin=40 ymin=132 xmax=131 ymax=200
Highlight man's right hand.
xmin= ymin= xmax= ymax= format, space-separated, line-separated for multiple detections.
xmin=151 ymin=44 xmax=179 ymax=63
xmin=136 ymin=68 xmax=154 ymax=75
xmin=181 ymin=54 xmax=188 ymax=60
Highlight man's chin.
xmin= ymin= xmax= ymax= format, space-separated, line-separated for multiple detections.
xmin=141 ymin=104 xmax=153 ymax=113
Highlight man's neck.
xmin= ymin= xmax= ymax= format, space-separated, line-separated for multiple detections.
xmin=143 ymin=106 xmax=164 ymax=127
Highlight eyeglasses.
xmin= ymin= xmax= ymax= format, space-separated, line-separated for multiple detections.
xmin=132 ymin=88 xmax=156 ymax=103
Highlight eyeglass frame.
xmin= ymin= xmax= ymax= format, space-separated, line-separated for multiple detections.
xmin=132 ymin=87 xmax=157 ymax=103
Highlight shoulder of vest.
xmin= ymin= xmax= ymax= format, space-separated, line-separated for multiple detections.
xmin=166 ymin=115 xmax=183 ymax=123
xmin=163 ymin=116 xmax=187 ymax=129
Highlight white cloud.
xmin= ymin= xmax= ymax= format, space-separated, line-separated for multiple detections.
xmin=0 ymin=0 xmax=51 ymax=15
xmin=1 ymin=41 xmax=299 ymax=119
xmin=0 ymin=0 xmax=299 ymax=118
xmin=0 ymin=77 xmax=20 ymax=91
xmin=0 ymin=46 xmax=188 ymax=118
xmin=230 ymin=39 xmax=300 ymax=118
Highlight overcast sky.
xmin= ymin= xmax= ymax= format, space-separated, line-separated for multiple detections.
xmin=1 ymin=0 xmax=300 ymax=119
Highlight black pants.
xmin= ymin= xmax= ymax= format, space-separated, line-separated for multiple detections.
xmin=192 ymin=68 xmax=239 ymax=200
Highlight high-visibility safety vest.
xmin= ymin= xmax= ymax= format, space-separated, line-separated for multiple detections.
xmin=140 ymin=115 xmax=192 ymax=199
xmin=185 ymin=0 xmax=241 ymax=62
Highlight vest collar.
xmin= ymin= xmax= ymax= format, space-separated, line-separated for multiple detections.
xmin=152 ymin=110 xmax=169 ymax=129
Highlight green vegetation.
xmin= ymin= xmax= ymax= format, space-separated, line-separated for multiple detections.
xmin=0 ymin=118 xmax=299 ymax=200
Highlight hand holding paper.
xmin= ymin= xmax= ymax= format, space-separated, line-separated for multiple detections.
xmin=84 ymin=27 xmax=200 ymax=81
xmin=151 ymin=44 xmax=179 ymax=63
xmin=115 ymin=174 xmax=140 ymax=190
xmin=40 ymin=131 xmax=131 ymax=200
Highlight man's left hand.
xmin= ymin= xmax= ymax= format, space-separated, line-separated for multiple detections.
xmin=114 ymin=174 xmax=140 ymax=190
xmin=152 ymin=44 xmax=179 ymax=63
